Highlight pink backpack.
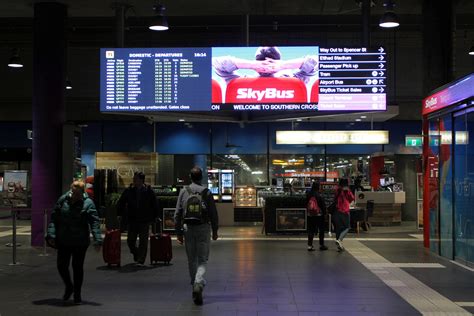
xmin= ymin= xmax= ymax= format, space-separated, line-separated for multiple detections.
xmin=307 ymin=196 xmax=321 ymax=216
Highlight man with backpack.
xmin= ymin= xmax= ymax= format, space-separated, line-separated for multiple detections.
xmin=306 ymin=181 xmax=328 ymax=251
xmin=117 ymin=172 xmax=158 ymax=266
xmin=174 ymin=167 xmax=219 ymax=306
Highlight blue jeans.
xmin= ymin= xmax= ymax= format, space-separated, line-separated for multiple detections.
xmin=184 ymin=223 xmax=211 ymax=286
xmin=334 ymin=211 xmax=350 ymax=241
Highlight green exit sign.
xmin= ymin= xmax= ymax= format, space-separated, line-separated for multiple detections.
xmin=405 ymin=136 xmax=423 ymax=147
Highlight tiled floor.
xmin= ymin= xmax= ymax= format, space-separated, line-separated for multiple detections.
xmin=0 ymin=221 xmax=473 ymax=316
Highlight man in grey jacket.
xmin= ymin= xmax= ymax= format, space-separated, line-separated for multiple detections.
xmin=174 ymin=167 xmax=219 ymax=306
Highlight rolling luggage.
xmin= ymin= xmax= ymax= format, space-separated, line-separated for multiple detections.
xmin=103 ymin=229 xmax=121 ymax=267
xmin=150 ymin=233 xmax=173 ymax=265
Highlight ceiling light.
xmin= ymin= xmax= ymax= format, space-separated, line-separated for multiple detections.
xmin=65 ymin=78 xmax=73 ymax=90
xmin=469 ymin=45 xmax=474 ymax=56
xmin=379 ymin=1 xmax=399 ymax=28
xmin=355 ymin=118 xmax=362 ymax=122
xmin=296 ymin=119 xmax=302 ymax=122
xmin=179 ymin=119 xmax=185 ymax=122
xmin=360 ymin=115 xmax=367 ymax=119
xmin=149 ymin=4 xmax=169 ymax=31
xmin=8 ymin=48 xmax=23 ymax=68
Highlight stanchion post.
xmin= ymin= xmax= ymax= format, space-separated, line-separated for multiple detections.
xmin=39 ymin=209 xmax=50 ymax=257
xmin=9 ymin=208 xmax=22 ymax=266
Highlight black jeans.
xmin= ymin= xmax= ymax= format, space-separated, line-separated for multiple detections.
xmin=307 ymin=215 xmax=325 ymax=247
xmin=127 ymin=222 xmax=150 ymax=264
xmin=57 ymin=246 xmax=88 ymax=295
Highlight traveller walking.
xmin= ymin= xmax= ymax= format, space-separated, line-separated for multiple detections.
xmin=306 ymin=181 xmax=328 ymax=251
xmin=333 ymin=178 xmax=354 ymax=252
xmin=117 ymin=172 xmax=158 ymax=266
xmin=174 ymin=167 xmax=219 ymax=306
xmin=46 ymin=181 xmax=102 ymax=304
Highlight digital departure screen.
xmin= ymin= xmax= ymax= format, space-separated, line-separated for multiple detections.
xmin=100 ymin=46 xmax=386 ymax=112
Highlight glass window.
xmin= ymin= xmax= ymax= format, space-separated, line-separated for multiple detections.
xmin=454 ymin=109 xmax=474 ymax=267
xmin=211 ymin=154 xmax=268 ymax=186
xmin=326 ymin=155 xmax=370 ymax=184
xmin=439 ymin=115 xmax=453 ymax=258
xmin=270 ymin=154 xmax=325 ymax=189
xmin=428 ymin=119 xmax=440 ymax=253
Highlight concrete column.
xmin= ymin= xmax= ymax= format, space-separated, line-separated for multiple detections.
xmin=31 ymin=2 xmax=67 ymax=246
xmin=422 ymin=0 xmax=456 ymax=94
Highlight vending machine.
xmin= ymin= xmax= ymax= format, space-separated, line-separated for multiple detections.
xmin=220 ymin=169 xmax=235 ymax=202
xmin=207 ymin=169 xmax=220 ymax=201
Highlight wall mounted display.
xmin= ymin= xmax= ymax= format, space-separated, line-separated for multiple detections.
xmin=276 ymin=208 xmax=307 ymax=231
xmin=100 ymin=46 xmax=386 ymax=112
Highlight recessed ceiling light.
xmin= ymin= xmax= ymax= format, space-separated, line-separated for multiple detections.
xmin=296 ymin=119 xmax=302 ymax=122
xmin=360 ymin=115 xmax=367 ymax=119
xmin=179 ymin=119 xmax=185 ymax=122
xmin=355 ymin=118 xmax=362 ymax=122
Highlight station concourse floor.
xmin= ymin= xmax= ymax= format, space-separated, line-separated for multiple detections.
xmin=0 ymin=220 xmax=473 ymax=316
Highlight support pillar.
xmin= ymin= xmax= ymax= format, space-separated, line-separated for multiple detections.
xmin=31 ymin=2 xmax=67 ymax=246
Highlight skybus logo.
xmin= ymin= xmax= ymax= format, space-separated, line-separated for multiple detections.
xmin=236 ymin=88 xmax=295 ymax=101
xmin=424 ymin=97 xmax=438 ymax=109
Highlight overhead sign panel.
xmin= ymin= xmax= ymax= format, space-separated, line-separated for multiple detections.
xmin=276 ymin=130 xmax=389 ymax=145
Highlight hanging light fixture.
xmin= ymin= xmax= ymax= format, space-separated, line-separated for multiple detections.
xmin=469 ymin=45 xmax=474 ymax=56
xmin=8 ymin=48 xmax=23 ymax=68
xmin=379 ymin=0 xmax=399 ymax=28
xmin=65 ymin=78 xmax=73 ymax=90
xmin=149 ymin=4 xmax=168 ymax=31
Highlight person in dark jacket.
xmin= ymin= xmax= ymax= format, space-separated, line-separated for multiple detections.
xmin=46 ymin=181 xmax=102 ymax=304
xmin=117 ymin=172 xmax=158 ymax=266
xmin=306 ymin=181 xmax=328 ymax=251
xmin=174 ymin=167 xmax=219 ymax=306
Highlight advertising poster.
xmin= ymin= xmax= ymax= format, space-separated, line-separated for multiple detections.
xmin=276 ymin=208 xmax=307 ymax=231
xmin=417 ymin=200 xmax=424 ymax=229
xmin=2 ymin=170 xmax=28 ymax=207
xmin=162 ymin=208 xmax=176 ymax=231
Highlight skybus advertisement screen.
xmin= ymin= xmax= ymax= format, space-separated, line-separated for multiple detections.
xmin=100 ymin=46 xmax=386 ymax=112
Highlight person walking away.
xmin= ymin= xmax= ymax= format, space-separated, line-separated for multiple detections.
xmin=46 ymin=181 xmax=102 ymax=304
xmin=117 ymin=172 xmax=158 ymax=266
xmin=174 ymin=167 xmax=219 ymax=306
xmin=306 ymin=181 xmax=328 ymax=251
xmin=333 ymin=178 xmax=354 ymax=252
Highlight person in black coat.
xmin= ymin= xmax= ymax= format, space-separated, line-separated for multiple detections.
xmin=117 ymin=172 xmax=158 ymax=266
xmin=306 ymin=181 xmax=328 ymax=251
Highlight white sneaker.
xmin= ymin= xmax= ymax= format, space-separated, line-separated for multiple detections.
xmin=335 ymin=239 xmax=344 ymax=252
xmin=307 ymin=246 xmax=315 ymax=251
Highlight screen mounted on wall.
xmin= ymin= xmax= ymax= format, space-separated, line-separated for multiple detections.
xmin=100 ymin=46 xmax=386 ymax=112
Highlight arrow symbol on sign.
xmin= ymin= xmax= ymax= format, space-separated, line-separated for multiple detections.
xmin=379 ymin=87 xmax=384 ymax=93
xmin=379 ymin=71 xmax=384 ymax=76
xmin=378 ymin=55 xmax=384 ymax=60
xmin=379 ymin=79 xmax=384 ymax=84
xmin=379 ymin=63 xmax=385 ymax=68
xmin=378 ymin=47 xmax=385 ymax=53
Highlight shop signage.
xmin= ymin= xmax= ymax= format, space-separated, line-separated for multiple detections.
xmin=405 ymin=135 xmax=423 ymax=147
xmin=275 ymin=171 xmax=339 ymax=178
xmin=96 ymin=152 xmax=158 ymax=188
xmin=276 ymin=130 xmax=389 ymax=145
xmin=422 ymin=73 xmax=474 ymax=116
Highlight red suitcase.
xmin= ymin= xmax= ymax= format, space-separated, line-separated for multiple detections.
xmin=103 ymin=229 xmax=121 ymax=267
xmin=150 ymin=233 xmax=172 ymax=265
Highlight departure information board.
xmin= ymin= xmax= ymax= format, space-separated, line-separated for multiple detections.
xmin=100 ymin=46 xmax=387 ymax=112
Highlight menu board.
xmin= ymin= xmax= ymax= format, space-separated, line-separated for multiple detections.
xmin=320 ymin=182 xmax=338 ymax=208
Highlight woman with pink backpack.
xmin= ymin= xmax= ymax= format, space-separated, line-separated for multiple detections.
xmin=306 ymin=181 xmax=328 ymax=251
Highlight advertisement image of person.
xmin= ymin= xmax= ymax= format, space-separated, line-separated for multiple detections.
xmin=212 ymin=46 xmax=318 ymax=84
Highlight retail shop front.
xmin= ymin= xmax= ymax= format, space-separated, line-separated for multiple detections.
xmin=422 ymin=73 xmax=474 ymax=267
